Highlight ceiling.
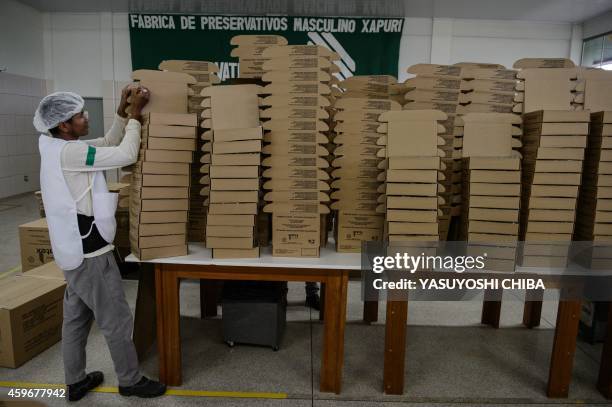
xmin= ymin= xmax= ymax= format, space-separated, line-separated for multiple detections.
xmin=17 ymin=0 xmax=612 ymax=23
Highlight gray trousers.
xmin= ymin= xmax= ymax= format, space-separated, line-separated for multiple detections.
xmin=61 ymin=251 xmax=141 ymax=387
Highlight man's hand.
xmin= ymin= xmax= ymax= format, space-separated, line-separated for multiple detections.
xmin=117 ymin=84 xmax=137 ymax=118
xmin=128 ymin=86 xmax=150 ymax=123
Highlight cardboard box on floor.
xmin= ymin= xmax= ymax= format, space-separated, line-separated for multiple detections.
xmin=23 ymin=261 xmax=65 ymax=280
xmin=0 ymin=275 xmax=65 ymax=368
xmin=19 ymin=218 xmax=52 ymax=272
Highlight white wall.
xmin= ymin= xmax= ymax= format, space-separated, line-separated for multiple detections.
xmin=43 ymin=12 xmax=132 ymax=97
xmin=42 ymin=13 xmax=578 ymax=93
xmin=0 ymin=0 xmax=47 ymax=198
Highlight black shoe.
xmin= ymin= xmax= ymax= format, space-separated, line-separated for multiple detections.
xmin=306 ymin=294 xmax=321 ymax=311
xmin=67 ymin=371 xmax=104 ymax=402
xmin=118 ymin=376 xmax=166 ymax=398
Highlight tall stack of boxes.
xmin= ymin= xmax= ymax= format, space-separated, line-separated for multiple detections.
xmin=230 ymin=35 xmax=288 ymax=79
xmin=403 ymin=64 xmax=463 ymax=239
xmin=129 ymin=70 xmax=198 ymax=260
xmin=451 ymin=65 xmax=520 ymax=219
xmin=129 ymin=112 xmax=198 ymax=260
xmin=519 ymin=110 xmax=590 ymax=267
xmin=330 ymin=97 xmax=401 ymax=251
xmin=460 ymin=113 xmax=522 ymax=272
xmin=200 ymin=85 xmax=263 ymax=258
xmin=158 ymin=60 xmax=220 ymax=242
xmin=261 ymin=45 xmax=337 ymax=257
xmin=377 ymin=110 xmax=446 ymax=242
xmin=576 ymin=111 xmax=612 ymax=268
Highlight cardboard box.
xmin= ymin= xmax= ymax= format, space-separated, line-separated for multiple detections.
xmin=469 ymin=196 xmax=520 ymax=209
xmin=137 ymin=187 xmax=189 ymax=199
xmin=210 ymin=178 xmax=259 ymax=191
xmin=211 ymin=127 xmax=262 ymax=142
xmin=209 ymin=166 xmax=259 ymax=179
xmin=147 ymin=124 xmax=196 ymax=139
xmin=527 ymin=221 xmax=574 ymax=234
xmin=22 ymin=261 xmax=65 ymax=280
xmin=271 ymin=213 xmax=320 ymax=257
xmin=139 ymin=199 xmax=189 ymax=212
xmin=209 ymin=190 xmax=259 ymax=203
xmin=0 ymin=275 xmax=65 ymax=368
xmin=206 ymin=236 xmax=254 ymax=249
xmin=131 ymin=222 xmax=186 ymax=237
xmin=19 ymin=218 xmax=52 ymax=272
xmin=207 ymin=214 xmax=255 ymax=226
xmin=132 ymin=234 xmax=186 ymax=249
xmin=144 ymin=149 xmax=193 ymax=163
xmin=145 ymin=137 xmax=195 ymax=151
xmin=468 ymin=208 xmax=519 ymax=222
xmin=130 ymin=209 xmax=188 ymax=223
xmin=213 ymin=140 xmax=262 ymax=154
xmin=132 ymin=173 xmax=189 ymax=187
xmin=134 ymin=162 xmax=190 ymax=175
xmin=208 ymin=202 xmax=258 ymax=215
xmin=133 ymin=245 xmax=187 ymax=261
xmin=206 ymin=225 xmax=254 ymax=238
xmin=530 ymin=185 xmax=578 ymax=197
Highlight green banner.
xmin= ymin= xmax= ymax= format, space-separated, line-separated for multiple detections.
xmin=129 ymin=14 xmax=404 ymax=81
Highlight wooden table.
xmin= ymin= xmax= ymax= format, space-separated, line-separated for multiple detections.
xmin=126 ymin=243 xmax=360 ymax=394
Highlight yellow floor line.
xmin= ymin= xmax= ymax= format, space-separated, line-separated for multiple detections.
xmin=0 ymin=265 xmax=21 ymax=279
xmin=0 ymin=381 xmax=287 ymax=399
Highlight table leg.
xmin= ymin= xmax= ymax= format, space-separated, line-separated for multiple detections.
xmin=155 ymin=265 xmax=182 ymax=386
xmin=597 ymin=302 xmax=612 ymax=398
xmin=547 ymin=300 xmax=581 ymax=398
xmin=133 ymin=264 xmax=156 ymax=360
xmin=200 ymin=280 xmax=219 ymax=319
xmin=523 ymin=290 xmax=544 ymax=328
xmin=481 ymin=288 xmax=503 ymax=328
xmin=383 ymin=300 xmax=408 ymax=394
xmin=319 ymin=272 xmax=348 ymax=394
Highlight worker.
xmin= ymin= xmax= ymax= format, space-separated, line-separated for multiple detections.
xmin=33 ymin=86 xmax=166 ymax=401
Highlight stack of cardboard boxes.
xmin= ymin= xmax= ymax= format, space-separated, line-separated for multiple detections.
xmin=129 ymin=112 xmax=198 ymax=260
xmin=128 ymin=69 xmax=198 ymax=260
xmin=460 ymin=113 xmax=522 ymax=272
xmin=201 ymin=85 xmax=263 ymax=258
xmin=377 ymin=110 xmax=446 ymax=242
xmin=158 ymin=60 xmax=220 ymax=242
xmin=458 ymin=67 xmax=517 ymax=114
xmin=260 ymin=45 xmax=337 ymax=257
xmin=231 ymin=35 xmax=288 ymax=79
xmin=519 ymin=110 xmax=590 ymax=267
xmin=450 ymin=65 xmax=520 ymax=219
xmin=403 ymin=64 xmax=463 ymax=238
xmin=513 ymin=59 xmax=581 ymax=115
xmin=576 ymin=111 xmax=612 ymax=268
xmin=330 ymin=96 xmax=401 ymax=251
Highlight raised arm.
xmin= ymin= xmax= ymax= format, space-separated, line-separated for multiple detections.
xmin=62 ymin=87 xmax=150 ymax=171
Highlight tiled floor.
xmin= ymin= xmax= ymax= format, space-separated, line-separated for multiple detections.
xmin=0 ymin=193 xmax=609 ymax=407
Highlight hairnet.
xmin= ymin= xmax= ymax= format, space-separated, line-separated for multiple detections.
xmin=33 ymin=92 xmax=84 ymax=133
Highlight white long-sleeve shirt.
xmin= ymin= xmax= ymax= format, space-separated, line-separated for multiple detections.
xmin=58 ymin=114 xmax=141 ymax=257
